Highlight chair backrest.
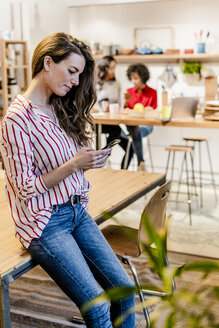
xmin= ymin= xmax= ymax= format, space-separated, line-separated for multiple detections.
xmin=138 ymin=180 xmax=172 ymax=250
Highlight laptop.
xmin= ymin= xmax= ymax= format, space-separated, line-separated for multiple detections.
xmin=170 ymin=97 xmax=199 ymax=120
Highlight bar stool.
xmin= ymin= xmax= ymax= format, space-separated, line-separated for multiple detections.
xmin=165 ymin=145 xmax=197 ymax=225
xmin=183 ymin=136 xmax=217 ymax=208
xmin=123 ymin=135 xmax=154 ymax=171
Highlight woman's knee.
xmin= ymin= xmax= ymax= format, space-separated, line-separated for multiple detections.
xmin=140 ymin=125 xmax=153 ymax=138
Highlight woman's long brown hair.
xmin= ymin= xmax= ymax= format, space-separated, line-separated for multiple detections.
xmin=32 ymin=32 xmax=96 ymax=146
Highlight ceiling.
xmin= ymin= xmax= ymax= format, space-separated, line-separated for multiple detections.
xmin=68 ymin=0 xmax=176 ymax=7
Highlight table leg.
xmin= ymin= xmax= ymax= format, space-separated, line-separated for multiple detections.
xmin=96 ymin=124 xmax=102 ymax=150
xmin=0 ymin=278 xmax=11 ymax=328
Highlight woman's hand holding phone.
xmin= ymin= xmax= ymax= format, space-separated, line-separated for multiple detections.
xmin=72 ymin=147 xmax=111 ymax=171
xmin=69 ymin=139 xmax=120 ymax=172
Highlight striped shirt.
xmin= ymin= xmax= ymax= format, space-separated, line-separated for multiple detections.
xmin=0 ymin=94 xmax=91 ymax=249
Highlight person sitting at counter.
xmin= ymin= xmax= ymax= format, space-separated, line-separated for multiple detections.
xmin=124 ymin=63 xmax=157 ymax=171
xmin=95 ymin=55 xmax=134 ymax=169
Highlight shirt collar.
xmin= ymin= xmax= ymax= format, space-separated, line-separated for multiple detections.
xmin=17 ymin=94 xmax=58 ymax=125
xmin=133 ymin=86 xmax=147 ymax=94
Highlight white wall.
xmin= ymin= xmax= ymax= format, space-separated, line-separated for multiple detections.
xmin=26 ymin=0 xmax=70 ymax=56
xmin=69 ymin=0 xmax=219 ymax=51
xmin=0 ymin=0 xmax=70 ymax=56
xmin=0 ymin=1 xmax=11 ymax=33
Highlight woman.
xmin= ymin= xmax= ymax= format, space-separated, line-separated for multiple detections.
xmin=0 ymin=33 xmax=135 ymax=328
xmin=124 ymin=63 xmax=157 ymax=171
xmin=95 ymin=55 xmax=134 ymax=169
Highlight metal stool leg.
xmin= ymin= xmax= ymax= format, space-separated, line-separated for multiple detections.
xmin=171 ymin=151 xmax=175 ymax=181
xmin=147 ymin=137 xmax=154 ymax=172
xmin=165 ymin=151 xmax=171 ymax=176
xmin=198 ymin=141 xmax=203 ymax=208
xmin=123 ymin=136 xmax=132 ymax=169
xmin=185 ymin=153 xmax=192 ymax=225
xmin=176 ymin=151 xmax=186 ymax=204
xmin=190 ymin=151 xmax=199 ymax=208
xmin=206 ymin=140 xmax=218 ymax=202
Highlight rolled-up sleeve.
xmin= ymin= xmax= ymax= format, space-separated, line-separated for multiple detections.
xmin=0 ymin=119 xmax=48 ymax=200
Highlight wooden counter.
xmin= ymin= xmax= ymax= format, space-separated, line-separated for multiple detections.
xmin=92 ymin=112 xmax=219 ymax=129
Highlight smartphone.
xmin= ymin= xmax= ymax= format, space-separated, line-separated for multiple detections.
xmin=101 ymin=138 xmax=121 ymax=150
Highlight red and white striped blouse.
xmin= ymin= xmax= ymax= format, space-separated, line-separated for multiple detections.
xmin=0 ymin=94 xmax=91 ymax=249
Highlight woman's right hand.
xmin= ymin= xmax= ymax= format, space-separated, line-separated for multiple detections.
xmin=41 ymin=147 xmax=111 ymax=190
xmin=70 ymin=147 xmax=111 ymax=172
xmin=124 ymin=91 xmax=131 ymax=101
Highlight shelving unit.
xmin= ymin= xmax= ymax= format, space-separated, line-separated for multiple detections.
xmin=93 ymin=53 xmax=219 ymax=63
xmin=0 ymin=40 xmax=30 ymax=114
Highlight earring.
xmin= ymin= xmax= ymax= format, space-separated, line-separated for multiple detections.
xmin=41 ymin=70 xmax=52 ymax=83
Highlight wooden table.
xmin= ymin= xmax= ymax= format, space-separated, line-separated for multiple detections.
xmin=0 ymin=168 xmax=165 ymax=328
xmin=92 ymin=112 xmax=219 ymax=148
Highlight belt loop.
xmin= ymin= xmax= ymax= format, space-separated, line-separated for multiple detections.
xmin=71 ymin=195 xmax=80 ymax=207
xmin=71 ymin=195 xmax=75 ymax=207
xmin=53 ymin=204 xmax=58 ymax=212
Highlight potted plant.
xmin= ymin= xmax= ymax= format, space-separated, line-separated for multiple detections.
xmin=182 ymin=62 xmax=203 ymax=85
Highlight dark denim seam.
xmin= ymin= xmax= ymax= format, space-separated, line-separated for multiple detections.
xmin=82 ymin=251 xmax=118 ymax=289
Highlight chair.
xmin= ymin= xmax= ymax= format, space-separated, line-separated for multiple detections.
xmin=101 ymin=180 xmax=175 ymax=327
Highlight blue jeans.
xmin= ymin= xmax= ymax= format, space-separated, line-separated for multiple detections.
xmin=126 ymin=125 xmax=153 ymax=164
xmin=27 ymin=200 xmax=135 ymax=328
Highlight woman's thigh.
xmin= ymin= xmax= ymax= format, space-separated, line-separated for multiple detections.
xmin=73 ymin=205 xmax=134 ymax=291
xmin=140 ymin=125 xmax=153 ymax=138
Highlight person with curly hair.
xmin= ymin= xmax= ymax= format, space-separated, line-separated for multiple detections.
xmin=124 ymin=63 xmax=157 ymax=171
xmin=0 ymin=33 xmax=135 ymax=328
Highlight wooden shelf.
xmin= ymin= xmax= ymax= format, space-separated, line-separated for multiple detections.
xmin=6 ymin=65 xmax=29 ymax=69
xmin=7 ymin=94 xmax=16 ymax=99
xmin=5 ymin=40 xmax=26 ymax=45
xmin=93 ymin=53 xmax=219 ymax=63
xmin=0 ymin=39 xmax=30 ymax=114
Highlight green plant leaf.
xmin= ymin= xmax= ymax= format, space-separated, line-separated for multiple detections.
xmin=165 ymin=311 xmax=175 ymax=328
xmin=106 ymin=286 xmax=136 ymax=300
xmin=213 ymin=286 xmax=219 ymax=299
xmin=81 ymin=293 xmax=110 ymax=314
xmin=81 ymin=286 xmax=136 ymax=314
xmin=141 ymin=243 xmax=161 ymax=271
xmin=141 ymin=211 xmax=167 ymax=271
xmin=175 ymin=261 xmax=219 ymax=278
xmin=182 ymin=61 xmax=202 ymax=74
xmin=162 ymin=266 xmax=178 ymax=294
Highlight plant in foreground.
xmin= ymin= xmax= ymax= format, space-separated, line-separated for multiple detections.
xmin=83 ymin=212 xmax=219 ymax=327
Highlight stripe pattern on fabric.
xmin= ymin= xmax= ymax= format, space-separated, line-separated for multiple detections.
xmin=0 ymin=95 xmax=91 ymax=248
